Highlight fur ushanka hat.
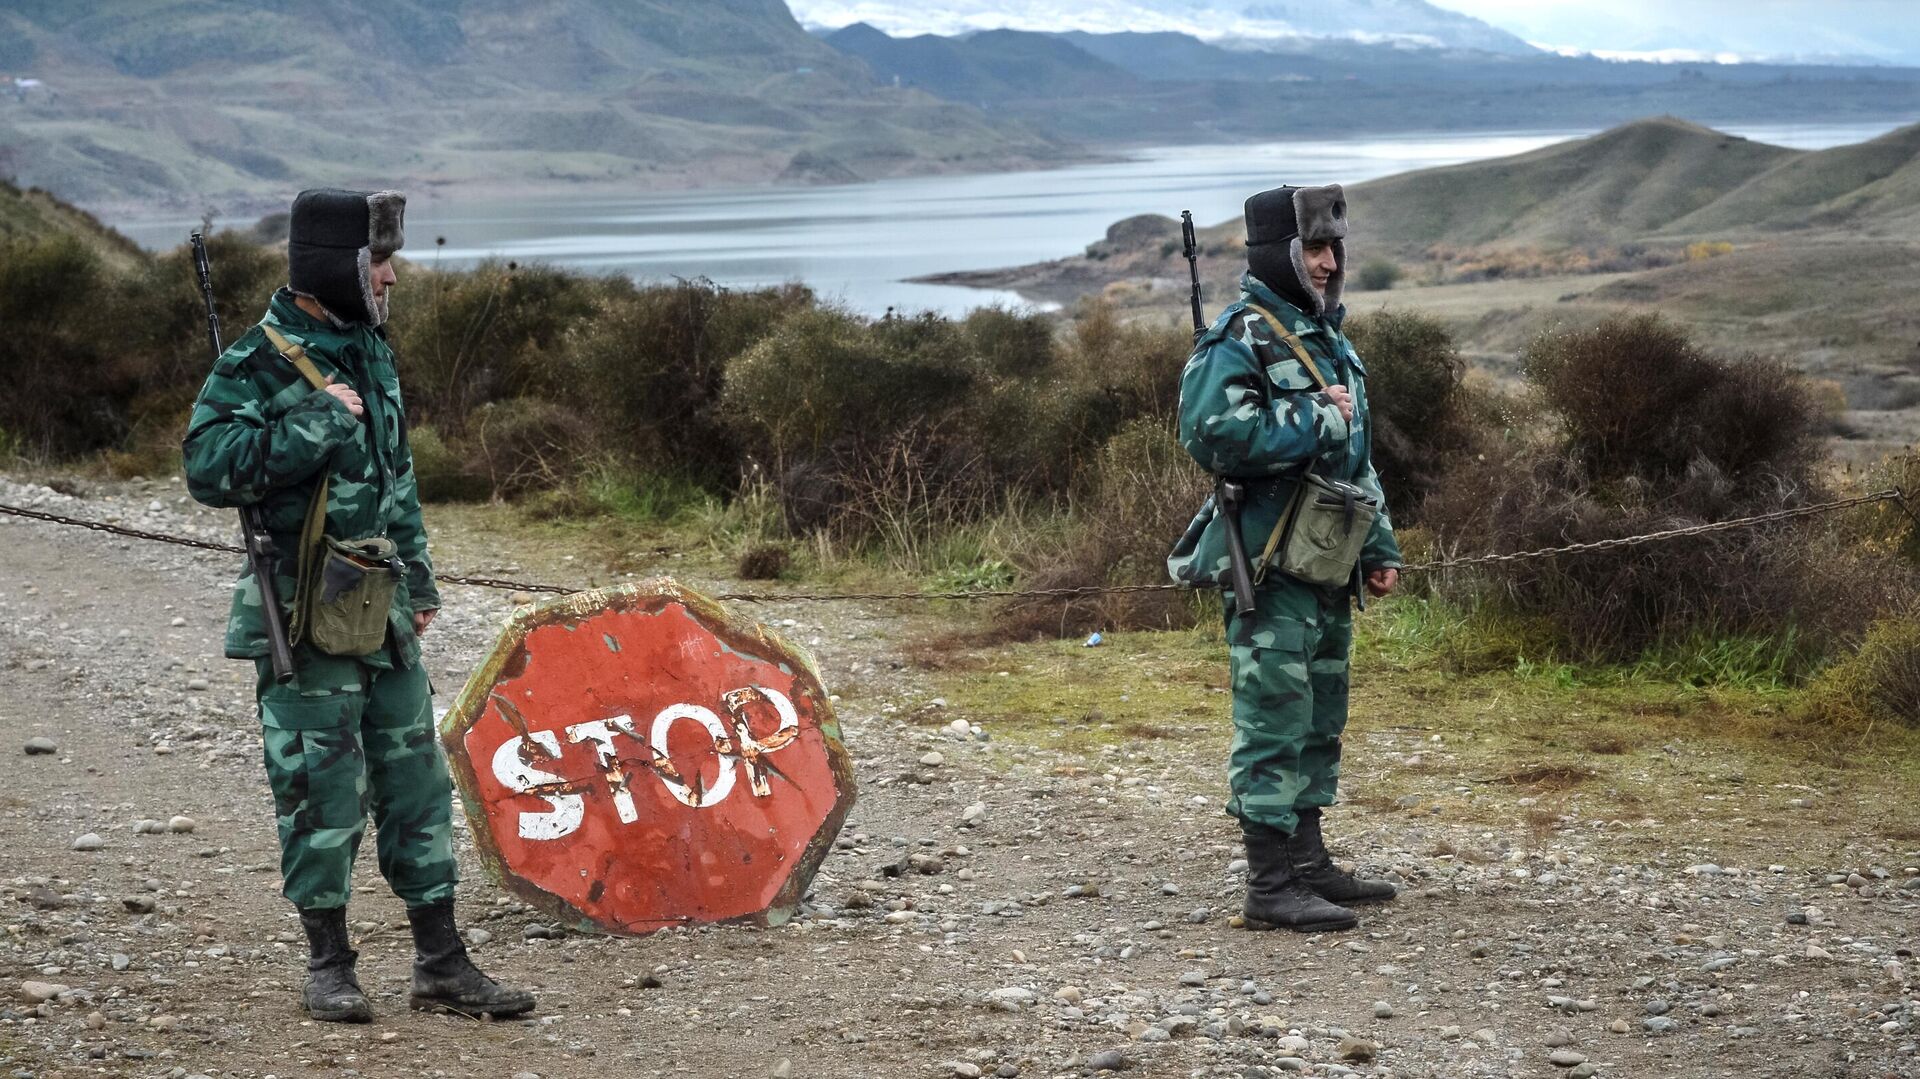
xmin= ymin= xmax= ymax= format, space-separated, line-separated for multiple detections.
xmin=288 ymin=188 xmax=406 ymax=327
xmin=1244 ymin=184 xmax=1348 ymax=318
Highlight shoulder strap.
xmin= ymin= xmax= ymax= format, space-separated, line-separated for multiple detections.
xmin=260 ymin=321 xmax=333 ymax=392
xmin=1239 ymin=301 xmax=1332 ymax=392
xmin=259 ymin=320 xmax=335 ymax=646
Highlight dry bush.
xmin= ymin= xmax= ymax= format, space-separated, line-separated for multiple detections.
xmin=1344 ymin=309 xmax=1479 ymax=524
xmin=1523 ymin=315 xmax=1819 ymax=492
xmin=993 ymin=417 xmax=1211 ymax=639
xmin=408 ymin=423 xmax=491 ymax=503
xmin=1799 ymin=615 xmax=1920 ymax=730
xmin=1417 ymin=316 xmax=1907 ymax=663
xmin=736 ymin=543 xmax=792 ymax=581
xmin=467 ymin=396 xmax=594 ymax=497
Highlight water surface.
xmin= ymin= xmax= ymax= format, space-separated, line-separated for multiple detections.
xmin=113 ymin=121 xmax=1906 ymax=316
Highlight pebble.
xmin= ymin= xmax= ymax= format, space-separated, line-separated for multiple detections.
xmin=1178 ymin=970 xmax=1207 ymax=987
xmin=1374 ymin=1001 xmax=1394 ymax=1019
xmin=1543 ymin=1028 xmax=1573 ymax=1047
xmin=1609 ymin=1019 xmax=1630 ymax=1034
xmin=962 ymin=802 xmax=987 ymax=824
xmin=20 ymin=981 xmax=69 ymax=1003
xmin=71 ymin=833 xmax=104 ymax=852
xmin=169 ymin=616 xmax=187 ymax=627
xmin=134 ymin=819 xmax=167 ymax=834
xmin=1054 ymin=986 xmax=1084 ymax=1004
xmin=512 ymin=1072 xmax=540 ymax=1079
xmin=1806 ymin=945 xmax=1833 ymax=960
xmin=1086 ymin=1049 xmax=1127 ymax=1072
xmin=1644 ymin=999 xmax=1671 ymax=1016
xmin=167 ymin=815 xmax=196 ymax=834
xmin=920 ymin=751 xmax=945 ymax=767
xmin=467 ymin=928 xmax=493 ymax=946
xmin=770 ymin=1062 xmax=794 ymax=1079
xmin=23 ymin=737 xmax=58 ymax=755
xmin=1336 ymin=1036 xmax=1376 ymax=1062
xmin=186 ymin=678 xmax=210 ymax=691
xmin=1549 ymin=1050 xmax=1589 ymax=1067
xmin=1569 ymin=1065 xmax=1599 ymax=1079
xmin=1643 ymin=1016 xmax=1679 ymax=1034
xmin=947 ymin=718 xmax=970 ymax=736
xmin=947 ymin=1064 xmax=982 ymax=1078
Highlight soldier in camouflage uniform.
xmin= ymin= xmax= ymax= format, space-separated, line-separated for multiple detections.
xmin=184 ymin=189 xmax=533 ymax=1021
xmin=1169 ymin=185 xmax=1401 ymax=933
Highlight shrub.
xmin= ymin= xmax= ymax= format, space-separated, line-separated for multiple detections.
xmin=467 ymin=396 xmax=594 ymax=497
xmin=737 ymin=543 xmax=792 ymax=581
xmin=409 ymin=424 xmax=491 ymax=502
xmin=1354 ymin=258 xmax=1403 ymax=291
xmin=994 ymin=416 xmax=1211 ymax=638
xmin=1417 ymin=316 xmax=1903 ymax=664
xmin=1799 ymin=615 xmax=1920 ymax=729
xmin=1522 ymin=315 xmax=1819 ymax=493
xmin=1343 ymin=310 xmax=1476 ymax=524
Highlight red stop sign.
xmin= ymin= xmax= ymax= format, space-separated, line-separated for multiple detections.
xmin=440 ymin=580 xmax=855 ymax=935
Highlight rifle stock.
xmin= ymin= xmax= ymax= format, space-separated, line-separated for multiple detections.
xmin=191 ymin=232 xmax=297 ymax=685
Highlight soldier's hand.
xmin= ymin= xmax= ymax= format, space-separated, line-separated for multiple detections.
xmin=1365 ymin=568 xmax=1399 ymax=598
xmin=324 ymin=381 xmax=364 ymax=417
xmin=1325 ymin=384 xmax=1355 ymax=423
xmin=414 ymin=608 xmax=438 ymax=636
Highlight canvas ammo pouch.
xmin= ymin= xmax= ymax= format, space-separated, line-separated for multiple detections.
xmin=260 ymin=321 xmax=397 ymax=657
xmin=1257 ymin=473 xmax=1378 ymax=588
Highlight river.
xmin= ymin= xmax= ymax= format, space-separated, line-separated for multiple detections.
xmin=112 ymin=121 xmax=1906 ymax=316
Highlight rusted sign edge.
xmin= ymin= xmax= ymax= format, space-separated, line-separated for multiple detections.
xmin=439 ymin=576 xmax=857 ymax=935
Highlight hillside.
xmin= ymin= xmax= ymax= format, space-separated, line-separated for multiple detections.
xmin=0 ymin=0 xmax=1072 ymax=211
xmin=0 ymin=179 xmax=145 ymax=270
xmin=924 ymin=118 xmax=1920 ymax=454
xmin=1663 ymin=123 xmax=1920 ymax=237
xmin=1350 ymin=117 xmax=1796 ymax=255
xmin=821 ymin=26 xmax=1920 ymax=146
xmin=826 ymin=24 xmax=1141 ymax=104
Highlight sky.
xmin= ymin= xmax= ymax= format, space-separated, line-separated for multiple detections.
xmin=1427 ymin=0 xmax=1920 ymax=64
xmin=786 ymin=1 xmax=1920 ymax=65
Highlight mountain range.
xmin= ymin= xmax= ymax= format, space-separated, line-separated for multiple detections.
xmin=5 ymin=1 xmax=1920 ymax=214
xmin=0 ymin=0 xmax=1070 ymax=210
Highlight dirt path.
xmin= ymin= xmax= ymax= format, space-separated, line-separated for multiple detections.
xmin=1 ymin=477 xmax=1915 ymax=1079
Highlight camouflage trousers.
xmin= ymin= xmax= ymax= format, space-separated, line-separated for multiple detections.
xmin=254 ymin=647 xmax=458 ymax=911
xmin=1221 ymin=581 xmax=1354 ymax=835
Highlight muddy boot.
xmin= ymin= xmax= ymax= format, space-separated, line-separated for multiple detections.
xmin=298 ymin=907 xmax=373 ymax=1023
xmin=1240 ymin=824 xmax=1358 ymax=933
xmin=407 ymin=900 xmax=536 ymax=1018
xmin=1293 ymin=808 xmax=1397 ymax=905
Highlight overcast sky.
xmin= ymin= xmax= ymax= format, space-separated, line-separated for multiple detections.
xmin=1428 ymin=0 xmax=1920 ymax=63
xmin=788 ymin=1 xmax=1920 ymax=64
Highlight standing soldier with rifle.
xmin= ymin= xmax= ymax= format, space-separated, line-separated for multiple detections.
xmin=1169 ymin=187 xmax=1403 ymax=933
xmin=183 ymin=189 xmax=534 ymax=1021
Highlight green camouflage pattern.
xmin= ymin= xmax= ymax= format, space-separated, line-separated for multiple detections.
xmin=1168 ymin=274 xmax=1401 ymax=589
xmin=184 ymin=287 xmax=439 ymax=670
xmin=256 ymin=647 xmax=457 ymax=910
xmin=1221 ymin=582 xmax=1354 ymax=834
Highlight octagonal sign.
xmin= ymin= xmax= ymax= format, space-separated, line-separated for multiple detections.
xmin=440 ymin=579 xmax=855 ymax=935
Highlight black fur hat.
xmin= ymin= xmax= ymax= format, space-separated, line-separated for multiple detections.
xmin=288 ymin=188 xmax=406 ymax=326
xmin=1244 ymin=184 xmax=1348 ymax=317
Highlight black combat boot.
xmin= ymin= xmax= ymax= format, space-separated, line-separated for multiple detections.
xmin=298 ymin=907 xmax=373 ymax=1023
xmin=1241 ymin=824 xmax=1359 ymax=933
xmin=406 ymin=900 xmax=536 ymax=1018
xmin=1292 ymin=808 xmax=1397 ymax=905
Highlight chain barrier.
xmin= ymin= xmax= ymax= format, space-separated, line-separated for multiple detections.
xmin=0 ymin=488 xmax=1911 ymax=605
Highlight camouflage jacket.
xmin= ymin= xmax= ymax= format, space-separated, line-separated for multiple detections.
xmin=1168 ymin=274 xmax=1402 ymax=590
xmin=183 ymin=288 xmax=439 ymax=668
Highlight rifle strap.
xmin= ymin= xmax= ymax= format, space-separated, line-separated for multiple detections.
xmin=260 ymin=320 xmax=337 ymax=645
xmin=1239 ymin=301 xmax=1336 ymax=586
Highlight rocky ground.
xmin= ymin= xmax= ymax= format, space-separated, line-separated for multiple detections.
xmin=1 ymin=475 xmax=1916 ymax=1079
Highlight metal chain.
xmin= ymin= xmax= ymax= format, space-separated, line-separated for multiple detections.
xmin=1399 ymin=488 xmax=1910 ymax=573
xmin=0 ymin=487 xmax=1908 ymax=604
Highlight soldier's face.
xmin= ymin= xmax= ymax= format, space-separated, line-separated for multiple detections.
xmin=1302 ymin=242 xmax=1338 ymax=296
xmin=370 ymin=257 xmax=397 ymax=322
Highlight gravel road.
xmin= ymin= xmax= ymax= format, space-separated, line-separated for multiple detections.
xmin=2 ymin=476 xmax=1915 ymax=1079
